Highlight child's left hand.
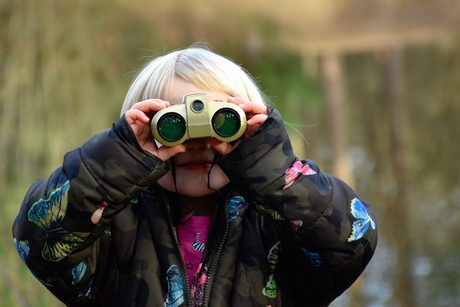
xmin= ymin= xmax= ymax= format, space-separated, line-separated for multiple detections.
xmin=207 ymin=97 xmax=268 ymax=155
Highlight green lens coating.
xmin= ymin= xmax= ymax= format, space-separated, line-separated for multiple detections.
xmin=212 ymin=109 xmax=241 ymax=137
xmin=158 ymin=113 xmax=186 ymax=142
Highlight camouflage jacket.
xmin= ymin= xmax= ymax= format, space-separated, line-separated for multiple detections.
xmin=12 ymin=107 xmax=377 ymax=307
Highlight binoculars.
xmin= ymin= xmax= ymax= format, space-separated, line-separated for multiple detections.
xmin=151 ymin=93 xmax=247 ymax=146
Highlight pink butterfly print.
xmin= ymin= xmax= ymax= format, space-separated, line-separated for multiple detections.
xmin=290 ymin=220 xmax=303 ymax=231
xmin=283 ymin=161 xmax=317 ymax=189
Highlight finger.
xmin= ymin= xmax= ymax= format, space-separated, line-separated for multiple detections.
xmin=227 ymin=97 xmax=250 ymax=105
xmin=156 ymin=144 xmax=186 ymax=161
xmin=125 ymin=109 xmax=150 ymax=124
xmin=131 ymin=99 xmax=169 ymax=115
xmin=247 ymin=114 xmax=268 ymax=127
xmin=206 ymin=138 xmax=236 ymax=155
xmin=239 ymin=102 xmax=268 ymax=116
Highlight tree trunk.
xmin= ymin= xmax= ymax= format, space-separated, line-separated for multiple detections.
xmin=319 ymin=51 xmax=355 ymax=187
xmin=384 ymin=47 xmax=416 ymax=307
xmin=320 ymin=51 xmax=362 ymax=306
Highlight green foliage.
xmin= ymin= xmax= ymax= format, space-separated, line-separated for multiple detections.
xmin=257 ymin=54 xmax=323 ymax=110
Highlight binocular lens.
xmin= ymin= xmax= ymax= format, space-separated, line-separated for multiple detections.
xmin=157 ymin=114 xmax=186 ymax=142
xmin=212 ymin=109 xmax=241 ymax=137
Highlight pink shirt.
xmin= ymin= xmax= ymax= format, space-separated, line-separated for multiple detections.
xmin=177 ymin=215 xmax=212 ymax=287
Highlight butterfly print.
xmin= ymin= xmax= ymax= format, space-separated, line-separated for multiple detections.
xmin=164 ymin=265 xmax=185 ymax=307
xmin=27 ymin=181 xmax=90 ymax=261
xmin=348 ymin=197 xmax=376 ymax=242
xmin=283 ymin=161 xmax=317 ymax=189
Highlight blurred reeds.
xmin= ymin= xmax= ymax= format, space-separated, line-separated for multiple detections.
xmin=1 ymin=2 xmax=125 ymax=306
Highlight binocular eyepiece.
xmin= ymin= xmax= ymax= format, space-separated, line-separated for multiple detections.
xmin=151 ymin=93 xmax=247 ymax=146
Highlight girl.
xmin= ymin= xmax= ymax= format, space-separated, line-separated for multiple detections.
xmin=13 ymin=43 xmax=377 ymax=306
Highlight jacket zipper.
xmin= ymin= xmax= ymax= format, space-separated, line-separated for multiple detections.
xmin=164 ymin=195 xmax=193 ymax=307
xmin=201 ymin=189 xmax=232 ymax=307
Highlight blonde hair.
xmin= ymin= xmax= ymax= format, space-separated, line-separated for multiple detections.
xmin=121 ymin=43 xmax=267 ymax=115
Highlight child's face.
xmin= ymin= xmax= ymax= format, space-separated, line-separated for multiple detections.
xmin=157 ymin=78 xmax=231 ymax=197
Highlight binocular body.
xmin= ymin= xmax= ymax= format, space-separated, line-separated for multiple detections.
xmin=151 ymin=93 xmax=247 ymax=146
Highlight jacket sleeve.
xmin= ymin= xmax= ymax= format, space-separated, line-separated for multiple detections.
xmin=218 ymin=106 xmax=377 ymax=306
xmin=12 ymin=116 xmax=170 ymax=305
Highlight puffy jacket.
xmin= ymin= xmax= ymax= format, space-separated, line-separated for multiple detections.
xmin=12 ymin=107 xmax=377 ymax=306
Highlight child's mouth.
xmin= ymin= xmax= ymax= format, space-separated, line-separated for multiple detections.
xmin=180 ymin=160 xmax=212 ymax=170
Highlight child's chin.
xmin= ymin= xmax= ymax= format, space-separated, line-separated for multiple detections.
xmin=181 ymin=186 xmax=216 ymax=197
xmin=182 ymin=180 xmax=228 ymax=196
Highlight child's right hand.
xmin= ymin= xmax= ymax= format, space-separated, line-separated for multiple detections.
xmin=125 ymin=99 xmax=186 ymax=161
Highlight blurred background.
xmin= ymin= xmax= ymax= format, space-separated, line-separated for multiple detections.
xmin=1 ymin=0 xmax=460 ymax=306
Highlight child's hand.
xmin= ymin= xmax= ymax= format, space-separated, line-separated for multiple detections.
xmin=228 ymin=97 xmax=268 ymax=137
xmin=207 ymin=97 xmax=268 ymax=155
xmin=125 ymin=99 xmax=186 ymax=161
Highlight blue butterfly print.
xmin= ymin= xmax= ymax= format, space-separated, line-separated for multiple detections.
xmin=78 ymin=278 xmax=96 ymax=300
xmin=72 ymin=260 xmax=88 ymax=285
xmin=14 ymin=238 xmax=30 ymax=262
xmin=300 ymin=247 xmax=324 ymax=267
xmin=27 ymin=180 xmax=90 ymax=261
xmin=130 ymin=197 xmax=139 ymax=204
xmin=164 ymin=265 xmax=184 ymax=307
xmin=13 ymin=239 xmax=53 ymax=287
xmin=348 ymin=198 xmax=376 ymax=242
xmin=227 ymin=195 xmax=245 ymax=222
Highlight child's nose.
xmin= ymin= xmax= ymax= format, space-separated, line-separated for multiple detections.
xmin=184 ymin=138 xmax=210 ymax=152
